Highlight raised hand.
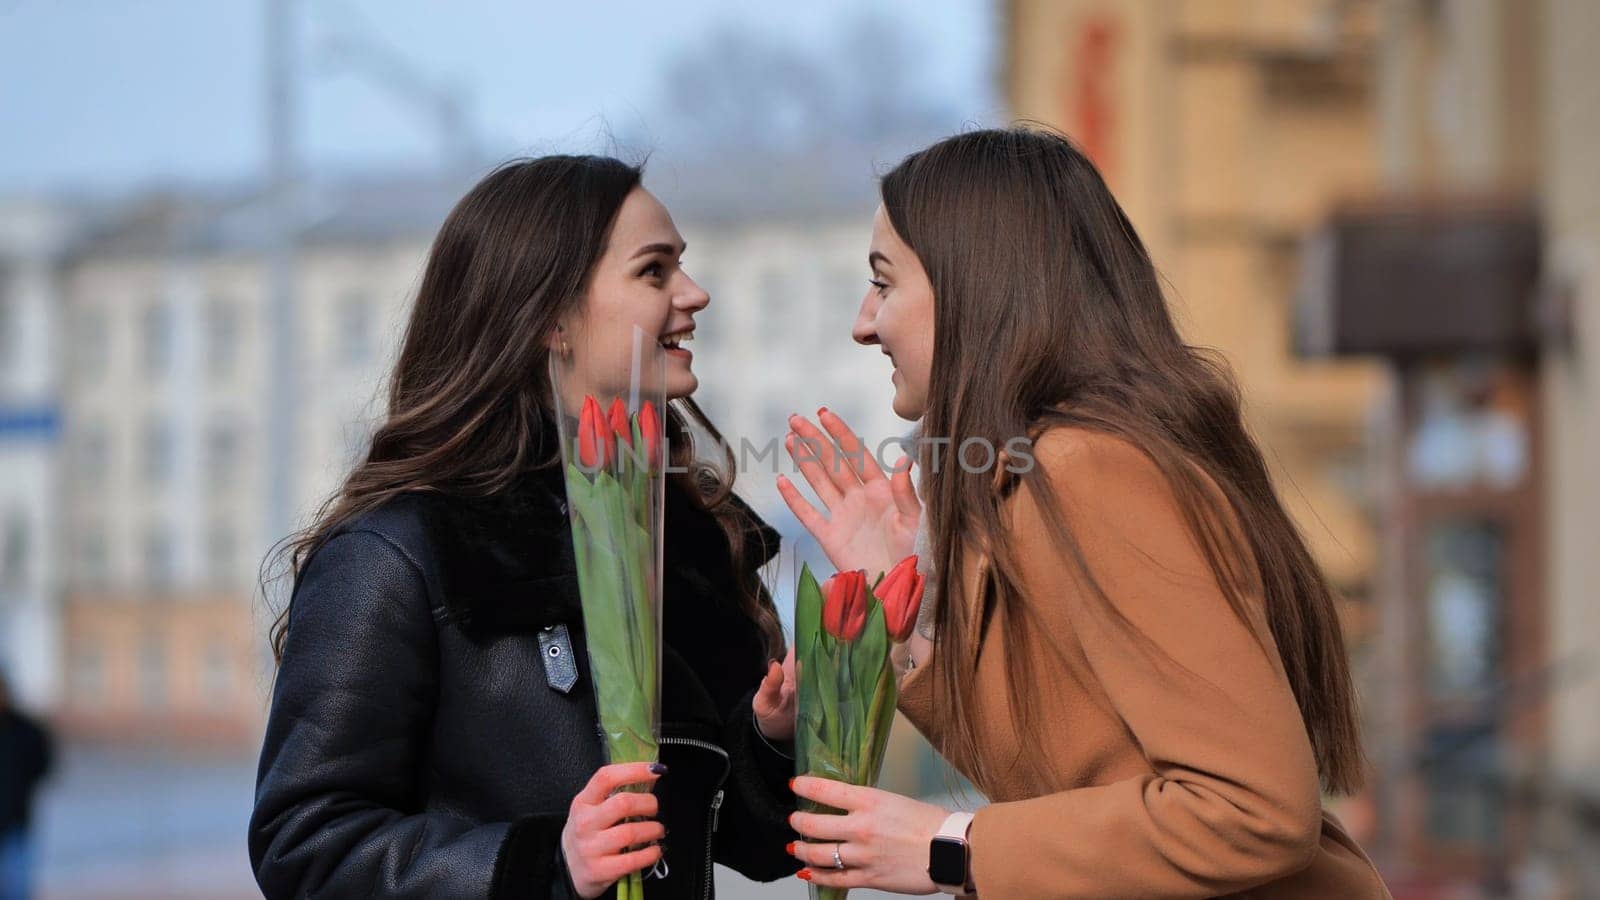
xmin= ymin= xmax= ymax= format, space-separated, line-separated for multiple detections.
xmin=752 ymin=645 xmax=798 ymax=742
xmin=776 ymin=408 xmax=921 ymax=581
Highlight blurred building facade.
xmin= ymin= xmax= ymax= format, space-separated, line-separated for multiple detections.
xmin=1 ymin=162 xmax=911 ymax=757
xmin=1003 ymin=0 xmax=1388 ymax=591
xmin=1001 ymin=0 xmax=1389 ymax=808
xmin=0 ymin=200 xmax=76 ymax=711
xmin=1299 ymin=0 xmax=1598 ymax=895
xmin=1005 ymin=0 xmax=1597 ymax=896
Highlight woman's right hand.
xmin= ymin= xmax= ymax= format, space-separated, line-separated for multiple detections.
xmin=560 ymin=762 xmax=667 ymax=899
xmin=776 ymin=408 xmax=921 ymax=580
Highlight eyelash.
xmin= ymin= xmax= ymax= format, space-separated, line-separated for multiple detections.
xmin=869 ymin=278 xmax=889 ymax=295
xmin=641 ymin=262 xmax=665 ymax=279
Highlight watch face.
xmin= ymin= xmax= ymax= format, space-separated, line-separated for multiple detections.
xmin=928 ymin=837 xmax=967 ymax=886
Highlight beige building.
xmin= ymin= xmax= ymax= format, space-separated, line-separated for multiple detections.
xmin=1006 ymin=0 xmax=1598 ymax=895
xmin=1003 ymin=0 xmax=1388 ymax=592
xmin=1001 ymin=0 xmax=1390 ymax=819
xmin=998 ymin=0 xmax=1383 ymax=876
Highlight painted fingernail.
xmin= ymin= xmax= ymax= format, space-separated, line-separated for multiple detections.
xmin=818 ymin=406 xmax=829 ymax=416
xmin=788 ymin=777 xmax=797 ymax=791
xmin=797 ymin=869 xmax=814 ymax=882
xmin=649 ymin=762 xmax=668 ymax=775
xmin=785 ymin=841 xmax=796 ymax=855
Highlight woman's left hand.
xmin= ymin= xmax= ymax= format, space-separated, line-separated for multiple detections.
xmin=752 ymin=645 xmax=798 ymax=742
xmin=786 ymin=775 xmax=951 ymax=894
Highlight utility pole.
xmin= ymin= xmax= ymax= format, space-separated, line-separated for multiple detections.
xmin=314 ymin=31 xmax=480 ymax=170
xmin=264 ymin=0 xmax=297 ymax=562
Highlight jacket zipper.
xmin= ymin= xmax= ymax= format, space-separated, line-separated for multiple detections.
xmin=657 ymin=735 xmax=731 ymax=900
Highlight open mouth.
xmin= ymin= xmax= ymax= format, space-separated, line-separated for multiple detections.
xmin=659 ymin=329 xmax=695 ymax=352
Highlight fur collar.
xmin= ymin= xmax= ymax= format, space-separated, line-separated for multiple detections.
xmin=416 ymin=465 xmax=781 ymax=634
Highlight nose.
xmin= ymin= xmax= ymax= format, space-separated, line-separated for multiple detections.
xmin=852 ymin=288 xmax=880 ymax=346
xmin=677 ymin=273 xmax=710 ymax=312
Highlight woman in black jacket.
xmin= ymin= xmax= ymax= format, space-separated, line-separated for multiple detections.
xmin=249 ymin=156 xmax=801 ymax=899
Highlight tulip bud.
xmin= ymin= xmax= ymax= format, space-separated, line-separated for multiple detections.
xmin=608 ymin=398 xmax=631 ymax=452
xmin=875 ymin=555 xmax=924 ymax=642
xmin=638 ymin=400 xmax=663 ymax=470
xmin=578 ymin=395 xmax=612 ymax=470
xmin=821 ymin=569 xmax=870 ymax=642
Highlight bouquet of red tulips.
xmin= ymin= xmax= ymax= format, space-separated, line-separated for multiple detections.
xmin=556 ymin=390 xmax=666 ymax=900
xmin=793 ymin=555 xmax=925 ymax=900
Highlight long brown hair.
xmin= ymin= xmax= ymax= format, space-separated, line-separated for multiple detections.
xmin=885 ymin=127 xmax=1364 ymax=795
xmin=264 ymin=155 xmax=782 ymax=662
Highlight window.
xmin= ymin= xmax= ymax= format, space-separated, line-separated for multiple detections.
xmin=0 ymin=509 xmax=27 ymax=592
xmin=760 ymin=268 xmax=792 ymax=343
xmin=141 ymin=300 xmax=172 ymax=378
xmin=77 ymin=527 xmax=109 ymax=588
xmin=75 ymin=307 xmax=109 ymax=382
xmin=143 ymin=525 xmax=174 ymax=589
xmin=1420 ymin=518 xmax=1507 ymax=849
xmin=141 ymin=415 xmax=173 ymax=486
xmin=0 ymin=273 xmax=14 ymax=376
xmin=205 ymin=297 xmax=239 ymax=379
xmin=206 ymin=523 xmax=236 ymax=588
xmin=77 ymin=423 xmax=111 ymax=487
xmin=340 ymin=419 xmax=372 ymax=470
xmin=337 ymin=291 xmax=373 ymax=368
xmin=205 ymin=422 xmax=239 ymax=490
xmin=829 ymin=266 xmax=864 ymax=318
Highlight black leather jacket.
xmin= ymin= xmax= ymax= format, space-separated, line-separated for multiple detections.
xmin=249 ymin=466 xmax=800 ymax=898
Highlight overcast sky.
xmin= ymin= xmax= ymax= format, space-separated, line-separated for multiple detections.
xmin=0 ymin=0 xmax=998 ymax=193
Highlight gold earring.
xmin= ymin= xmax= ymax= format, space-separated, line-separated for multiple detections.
xmin=558 ymin=338 xmax=570 ymax=357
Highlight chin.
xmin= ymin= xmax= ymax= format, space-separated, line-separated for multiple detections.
xmin=891 ymin=391 xmax=926 ymax=422
xmin=665 ymin=372 xmax=698 ymax=401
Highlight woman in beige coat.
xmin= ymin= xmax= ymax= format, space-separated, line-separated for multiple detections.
xmin=774 ymin=127 xmax=1391 ymax=898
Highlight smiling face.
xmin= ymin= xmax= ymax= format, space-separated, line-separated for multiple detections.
xmin=853 ymin=204 xmax=937 ymax=421
xmin=558 ymin=187 xmax=708 ymax=408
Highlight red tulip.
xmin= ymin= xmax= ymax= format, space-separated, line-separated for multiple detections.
xmin=821 ymin=570 xmax=870 ymax=642
xmin=638 ymin=400 xmax=663 ymax=469
xmin=577 ymin=395 xmax=612 ymax=470
xmin=875 ymin=555 xmax=925 ymax=642
xmin=608 ymin=398 xmax=631 ymax=451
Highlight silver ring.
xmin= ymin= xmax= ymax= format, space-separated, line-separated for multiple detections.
xmin=832 ymin=843 xmax=846 ymax=870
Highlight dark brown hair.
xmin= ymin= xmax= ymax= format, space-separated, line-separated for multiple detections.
xmin=884 ymin=127 xmax=1364 ymax=794
xmin=264 ymin=155 xmax=781 ymax=662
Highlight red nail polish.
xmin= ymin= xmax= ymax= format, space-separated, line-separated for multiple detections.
xmin=785 ymin=842 xmax=796 ymax=855
xmin=788 ymin=777 xmax=797 ymax=791
xmin=818 ymin=406 xmax=829 ymax=416
xmin=797 ymin=869 xmax=813 ymax=882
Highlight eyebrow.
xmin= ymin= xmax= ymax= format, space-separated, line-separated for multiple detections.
xmin=869 ymin=250 xmax=893 ymax=270
xmin=631 ymin=241 xmax=686 ymax=260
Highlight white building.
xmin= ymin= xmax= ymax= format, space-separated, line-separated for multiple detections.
xmin=41 ymin=160 xmax=898 ymax=742
xmin=0 ymin=199 xmax=79 ymax=710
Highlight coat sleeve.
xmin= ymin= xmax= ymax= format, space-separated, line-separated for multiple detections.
xmin=248 ymin=529 xmax=575 ymax=900
xmin=966 ymin=431 xmax=1325 ymax=899
xmin=710 ymin=578 xmax=801 ymax=882
xmin=713 ymin=685 xmax=802 ymax=881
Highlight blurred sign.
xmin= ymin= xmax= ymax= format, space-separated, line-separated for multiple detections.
xmin=1296 ymin=200 xmax=1542 ymax=359
xmin=1066 ymin=15 xmax=1120 ymax=183
xmin=0 ymin=405 xmax=60 ymax=440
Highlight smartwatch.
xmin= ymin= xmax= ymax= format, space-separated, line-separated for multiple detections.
xmin=927 ymin=811 xmax=976 ymax=895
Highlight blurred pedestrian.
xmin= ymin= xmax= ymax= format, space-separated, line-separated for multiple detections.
xmin=0 ymin=670 xmax=52 ymax=900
